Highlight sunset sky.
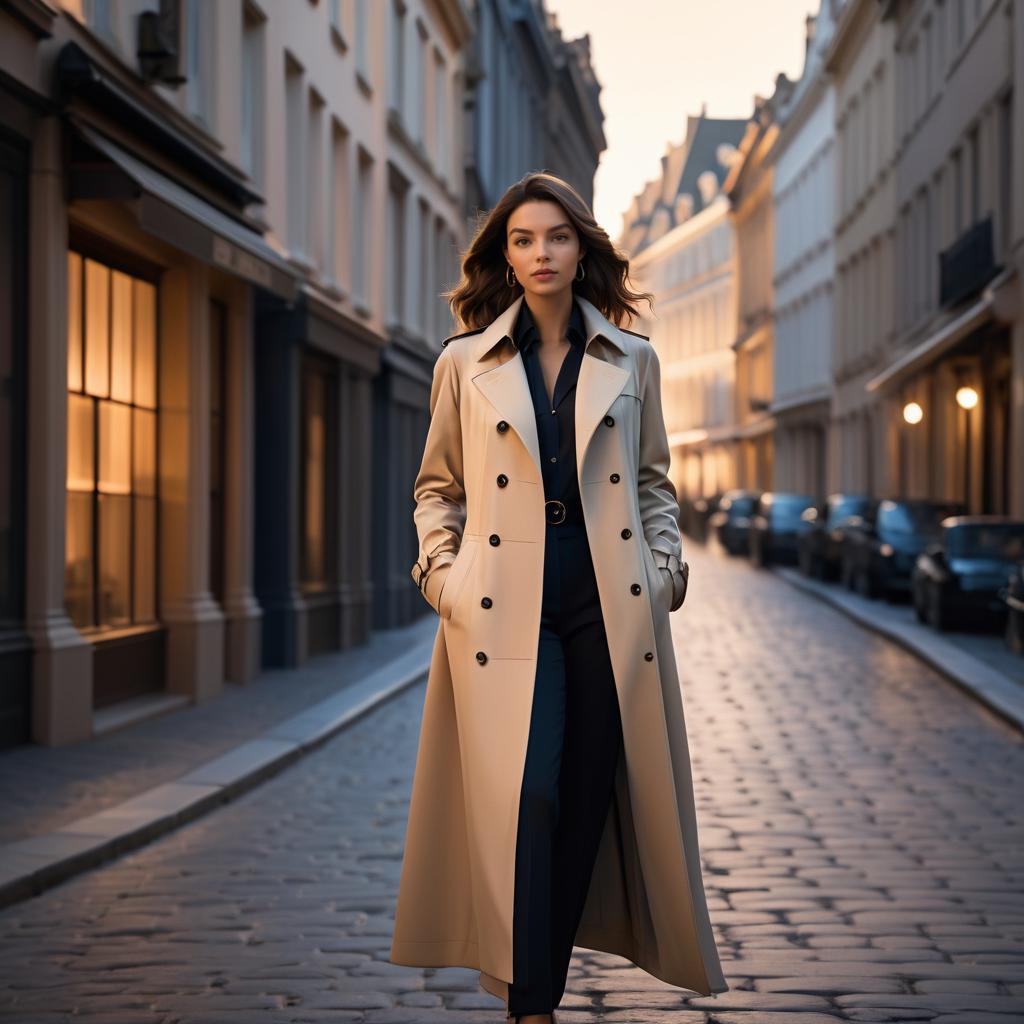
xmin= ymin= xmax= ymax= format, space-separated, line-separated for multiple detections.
xmin=545 ymin=0 xmax=821 ymax=237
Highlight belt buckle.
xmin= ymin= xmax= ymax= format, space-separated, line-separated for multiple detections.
xmin=544 ymin=499 xmax=566 ymax=525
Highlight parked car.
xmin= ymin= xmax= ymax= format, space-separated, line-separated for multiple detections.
xmin=841 ymin=498 xmax=968 ymax=599
xmin=1001 ymin=561 xmax=1024 ymax=654
xmin=749 ymin=492 xmax=819 ymax=568
xmin=707 ymin=489 xmax=761 ymax=556
xmin=797 ymin=493 xmax=875 ymax=580
xmin=912 ymin=517 xmax=1024 ymax=631
xmin=685 ymin=491 xmax=723 ymax=545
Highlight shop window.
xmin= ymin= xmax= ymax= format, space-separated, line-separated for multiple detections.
xmin=65 ymin=251 xmax=158 ymax=633
xmin=300 ymin=351 xmax=338 ymax=591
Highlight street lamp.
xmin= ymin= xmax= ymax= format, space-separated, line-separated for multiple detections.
xmin=956 ymin=384 xmax=979 ymax=508
xmin=903 ymin=401 xmax=923 ymax=424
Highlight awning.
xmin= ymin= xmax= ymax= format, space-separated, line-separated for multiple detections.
xmin=865 ymin=266 xmax=1016 ymax=394
xmin=68 ymin=120 xmax=298 ymax=302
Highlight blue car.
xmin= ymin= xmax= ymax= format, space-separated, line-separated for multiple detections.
xmin=913 ymin=517 xmax=1024 ymax=631
xmin=841 ymin=498 xmax=967 ymax=600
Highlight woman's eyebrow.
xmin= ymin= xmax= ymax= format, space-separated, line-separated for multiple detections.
xmin=509 ymin=223 xmax=572 ymax=236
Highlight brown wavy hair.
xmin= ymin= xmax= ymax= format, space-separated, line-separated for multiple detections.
xmin=444 ymin=171 xmax=654 ymax=333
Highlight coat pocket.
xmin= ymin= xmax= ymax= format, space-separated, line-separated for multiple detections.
xmin=438 ymin=538 xmax=479 ymax=620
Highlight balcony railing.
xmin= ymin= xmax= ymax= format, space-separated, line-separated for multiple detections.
xmin=939 ymin=214 xmax=1000 ymax=309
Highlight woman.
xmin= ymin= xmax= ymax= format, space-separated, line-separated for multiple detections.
xmin=389 ymin=172 xmax=727 ymax=1023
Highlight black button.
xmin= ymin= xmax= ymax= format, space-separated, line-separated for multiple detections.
xmin=621 ymin=528 xmax=632 ymax=539
xmin=630 ymin=583 xmax=642 ymax=595
xmin=476 ymin=651 xmax=488 ymax=664
xmin=496 ymin=474 xmax=508 ymax=487
xmin=644 ymin=651 xmax=654 ymax=661
xmin=481 ymin=596 xmax=493 ymax=608
xmin=610 ymin=473 xmax=620 ymax=483
xmin=489 ymin=534 xmax=500 ymax=546
xmin=604 ymin=415 xmax=615 ymax=427
xmin=497 ymin=420 xmax=509 ymax=433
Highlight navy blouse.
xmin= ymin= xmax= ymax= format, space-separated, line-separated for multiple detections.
xmin=511 ymin=298 xmax=588 ymax=521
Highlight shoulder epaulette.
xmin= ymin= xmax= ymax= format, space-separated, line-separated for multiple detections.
xmin=619 ymin=327 xmax=650 ymax=341
xmin=442 ymin=326 xmax=486 ymax=347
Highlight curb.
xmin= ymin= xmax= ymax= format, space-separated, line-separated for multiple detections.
xmin=771 ymin=565 xmax=1024 ymax=735
xmin=0 ymin=638 xmax=435 ymax=911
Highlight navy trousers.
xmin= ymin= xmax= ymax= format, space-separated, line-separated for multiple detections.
xmin=507 ymin=521 xmax=624 ymax=1016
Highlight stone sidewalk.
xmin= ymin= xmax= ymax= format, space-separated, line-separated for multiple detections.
xmin=0 ymin=613 xmax=438 ymax=907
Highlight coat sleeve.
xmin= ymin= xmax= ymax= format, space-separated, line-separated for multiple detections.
xmin=638 ymin=345 xmax=688 ymax=610
xmin=410 ymin=344 xmax=466 ymax=613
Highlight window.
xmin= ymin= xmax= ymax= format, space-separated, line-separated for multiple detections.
xmin=386 ymin=168 xmax=408 ymax=326
xmin=389 ymin=0 xmax=406 ymax=119
xmin=352 ymin=147 xmax=373 ymax=308
xmin=967 ymin=123 xmax=980 ymax=226
xmin=186 ymin=0 xmax=214 ymax=127
xmin=307 ymin=89 xmax=325 ymax=271
xmin=209 ymin=299 xmax=226 ymax=604
xmin=241 ymin=3 xmax=265 ymax=184
xmin=354 ymin=0 xmax=369 ymax=81
xmin=65 ymin=251 xmax=158 ymax=632
xmin=285 ymin=53 xmax=306 ymax=257
xmin=434 ymin=50 xmax=446 ymax=174
xmin=328 ymin=119 xmax=351 ymax=290
xmin=414 ymin=20 xmax=427 ymax=145
xmin=300 ymin=351 xmax=338 ymax=592
xmin=997 ymin=93 xmax=1011 ymax=256
xmin=0 ymin=139 xmax=27 ymax=633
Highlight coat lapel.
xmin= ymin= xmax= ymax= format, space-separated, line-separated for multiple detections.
xmin=470 ymin=294 xmax=631 ymax=485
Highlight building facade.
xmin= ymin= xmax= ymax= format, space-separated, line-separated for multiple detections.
xmin=619 ymin=113 xmax=747 ymax=502
xmin=823 ymin=0 xmax=897 ymax=496
xmin=868 ymin=0 xmax=1021 ymax=517
xmin=723 ymin=77 xmax=793 ymax=491
xmin=771 ymin=5 xmax=839 ymax=498
xmin=463 ymin=0 xmax=605 ymax=219
xmin=0 ymin=0 xmax=473 ymax=748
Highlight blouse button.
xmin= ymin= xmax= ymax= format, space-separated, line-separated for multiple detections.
xmin=610 ymin=473 xmax=620 ymax=483
xmin=489 ymin=534 xmax=501 ymax=546
xmin=621 ymin=528 xmax=632 ymax=539
xmin=644 ymin=651 xmax=654 ymax=661
xmin=604 ymin=415 xmax=615 ymax=427
xmin=481 ymin=596 xmax=493 ymax=608
xmin=630 ymin=583 xmax=642 ymax=595
xmin=497 ymin=420 xmax=509 ymax=433
xmin=476 ymin=651 xmax=488 ymax=664
xmin=496 ymin=474 xmax=508 ymax=487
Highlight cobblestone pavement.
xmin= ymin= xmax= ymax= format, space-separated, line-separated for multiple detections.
xmin=1 ymin=543 xmax=1023 ymax=1023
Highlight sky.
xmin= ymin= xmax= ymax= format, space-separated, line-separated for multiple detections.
xmin=545 ymin=0 xmax=821 ymax=238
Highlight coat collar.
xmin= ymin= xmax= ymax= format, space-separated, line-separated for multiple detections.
xmin=469 ymin=293 xmax=633 ymax=486
xmin=471 ymin=293 xmax=628 ymax=363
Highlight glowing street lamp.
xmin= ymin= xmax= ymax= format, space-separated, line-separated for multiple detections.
xmin=903 ymin=401 xmax=923 ymax=424
xmin=956 ymin=385 xmax=979 ymax=410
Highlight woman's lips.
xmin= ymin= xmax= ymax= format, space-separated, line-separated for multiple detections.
xmin=532 ymin=270 xmax=556 ymax=277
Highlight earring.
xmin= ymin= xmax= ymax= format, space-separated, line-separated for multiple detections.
xmin=575 ymin=260 xmax=585 ymax=281
xmin=506 ymin=264 xmax=518 ymax=287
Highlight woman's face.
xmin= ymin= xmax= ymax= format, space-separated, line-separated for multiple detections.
xmin=503 ymin=199 xmax=585 ymax=299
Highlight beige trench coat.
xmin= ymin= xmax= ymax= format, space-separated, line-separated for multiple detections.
xmin=389 ymin=293 xmax=727 ymax=1006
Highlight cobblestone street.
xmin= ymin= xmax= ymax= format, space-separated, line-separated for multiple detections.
xmin=1 ymin=542 xmax=1023 ymax=1023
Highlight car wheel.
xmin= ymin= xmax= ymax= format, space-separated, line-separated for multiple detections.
xmin=913 ymin=584 xmax=927 ymax=623
xmin=1006 ymin=611 xmax=1024 ymax=655
xmin=927 ymin=584 xmax=949 ymax=632
xmin=840 ymin=558 xmax=854 ymax=590
xmin=856 ymin=567 xmax=877 ymax=600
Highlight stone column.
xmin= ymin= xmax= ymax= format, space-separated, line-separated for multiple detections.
xmin=159 ymin=259 xmax=225 ymax=700
xmin=25 ymin=118 xmax=93 ymax=746
xmin=222 ymin=278 xmax=262 ymax=682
